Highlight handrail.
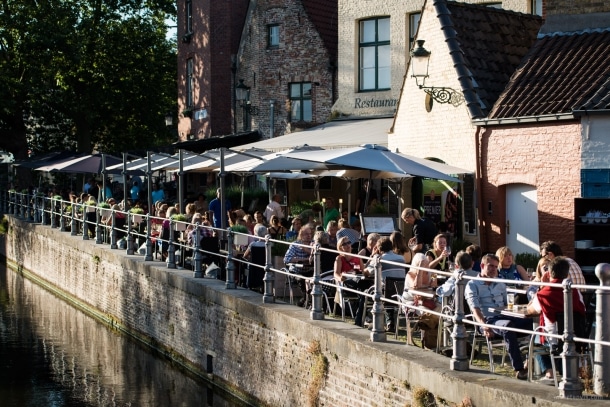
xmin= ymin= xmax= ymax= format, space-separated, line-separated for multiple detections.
xmin=2 ymin=187 xmax=610 ymax=397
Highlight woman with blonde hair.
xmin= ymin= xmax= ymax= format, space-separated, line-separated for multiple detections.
xmin=495 ymin=246 xmax=529 ymax=281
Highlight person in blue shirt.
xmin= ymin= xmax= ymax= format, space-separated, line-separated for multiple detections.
xmin=465 ymin=253 xmax=533 ymax=380
xmin=130 ymin=179 xmax=140 ymax=202
xmin=151 ymin=183 xmax=165 ymax=205
xmin=208 ymin=188 xmax=231 ymax=229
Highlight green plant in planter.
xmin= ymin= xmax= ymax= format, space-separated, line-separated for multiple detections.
xmin=52 ymin=195 xmax=63 ymax=201
xmin=21 ymin=188 xmax=29 ymax=194
xmin=170 ymin=214 xmax=187 ymax=222
xmin=97 ymin=202 xmax=111 ymax=209
xmin=515 ymin=252 xmax=540 ymax=269
xmin=271 ymin=239 xmax=291 ymax=257
xmin=230 ymin=224 xmax=248 ymax=234
xmin=64 ymin=205 xmax=72 ymax=213
xmin=129 ymin=207 xmax=145 ymax=214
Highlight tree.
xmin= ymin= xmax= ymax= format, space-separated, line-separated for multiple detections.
xmin=0 ymin=0 xmax=177 ymax=162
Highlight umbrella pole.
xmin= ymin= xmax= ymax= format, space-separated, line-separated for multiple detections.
xmin=346 ymin=179 xmax=352 ymax=221
xmin=240 ymin=175 xmax=244 ymax=208
xmin=220 ymin=148 xmax=226 ymax=230
xmin=363 ymin=172 xmax=371 ymax=214
xmin=122 ymin=153 xmax=129 ymax=211
xmin=101 ymin=154 xmax=106 ymax=202
xmin=178 ymin=149 xmax=185 ymax=213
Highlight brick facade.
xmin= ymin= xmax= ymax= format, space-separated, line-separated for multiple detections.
xmin=177 ymin=0 xmax=248 ymax=141
xmin=3 ymin=219 xmax=589 ymax=407
xmin=479 ymin=122 xmax=582 ymax=257
xmin=236 ymin=0 xmax=335 ymax=138
xmin=546 ymin=0 xmax=610 ymax=15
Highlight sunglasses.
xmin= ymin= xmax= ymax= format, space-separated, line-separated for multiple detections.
xmin=342 ymin=242 xmax=352 ymax=247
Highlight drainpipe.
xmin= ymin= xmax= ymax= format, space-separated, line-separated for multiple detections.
xmin=269 ymin=100 xmax=275 ymax=138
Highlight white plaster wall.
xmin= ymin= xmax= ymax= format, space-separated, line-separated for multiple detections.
xmin=581 ymin=116 xmax=610 ymax=168
xmin=390 ymin=0 xmax=477 ymax=172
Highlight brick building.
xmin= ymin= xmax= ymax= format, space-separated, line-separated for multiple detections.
xmin=392 ymin=0 xmax=610 ymax=262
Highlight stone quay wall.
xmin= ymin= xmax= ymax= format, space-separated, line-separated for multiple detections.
xmin=0 ymin=216 xmax=598 ymax=407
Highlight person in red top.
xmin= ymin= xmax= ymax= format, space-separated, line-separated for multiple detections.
xmin=526 ymin=257 xmax=586 ymax=385
xmin=334 ymin=236 xmax=367 ymax=326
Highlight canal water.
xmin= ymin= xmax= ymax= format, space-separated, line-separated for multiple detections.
xmin=0 ymin=263 xmax=251 ymax=407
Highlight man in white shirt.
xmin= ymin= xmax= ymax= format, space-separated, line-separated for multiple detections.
xmin=263 ymin=194 xmax=284 ymax=223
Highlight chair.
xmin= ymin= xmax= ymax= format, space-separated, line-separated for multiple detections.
xmin=198 ymin=236 xmax=220 ymax=269
xmin=247 ymin=245 xmax=266 ymax=291
xmin=333 ymin=279 xmax=359 ymax=321
xmin=467 ymin=314 xmax=508 ymax=372
xmin=527 ymin=311 xmax=592 ymax=386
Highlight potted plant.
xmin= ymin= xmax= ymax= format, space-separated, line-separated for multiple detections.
xmin=230 ymin=224 xmax=250 ymax=247
xmin=170 ymin=213 xmax=188 ymax=231
xmin=129 ymin=207 xmax=145 ymax=223
xmin=98 ymin=202 xmax=111 ymax=217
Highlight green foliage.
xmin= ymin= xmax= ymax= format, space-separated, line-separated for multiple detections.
xmin=271 ymin=239 xmax=291 ymax=257
xmin=367 ymin=203 xmax=388 ymax=214
xmin=0 ymin=0 xmax=177 ymax=157
xmin=129 ymin=207 xmax=145 ymax=214
xmin=290 ymin=200 xmax=323 ymax=220
xmin=0 ymin=216 xmax=8 ymax=235
xmin=205 ymin=186 xmax=268 ymax=212
xmin=230 ymin=224 xmax=248 ymax=234
xmin=170 ymin=213 xmax=187 ymax=222
xmin=449 ymin=238 xmax=470 ymax=253
xmin=516 ymin=252 xmax=540 ymax=269
xmin=97 ymin=202 xmax=111 ymax=209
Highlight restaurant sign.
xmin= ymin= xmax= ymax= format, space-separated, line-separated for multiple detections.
xmin=354 ymin=97 xmax=398 ymax=109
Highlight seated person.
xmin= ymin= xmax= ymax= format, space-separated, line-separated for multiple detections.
xmin=333 ymin=236 xmax=366 ymax=326
xmin=525 ymin=257 xmax=586 ymax=385
xmin=311 ymin=230 xmax=336 ymax=273
xmin=285 ymin=217 xmax=302 ymax=240
xmin=336 ymin=218 xmax=361 ymax=249
xmin=243 ymin=224 xmax=268 ymax=289
xmin=465 ymin=254 xmax=533 ymax=380
xmin=283 ymin=225 xmax=314 ymax=305
xmin=267 ymin=215 xmax=287 ymax=240
xmin=436 ymin=251 xmax=478 ymax=298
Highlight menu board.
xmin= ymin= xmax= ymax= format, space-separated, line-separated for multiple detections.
xmin=359 ymin=215 xmax=399 ymax=235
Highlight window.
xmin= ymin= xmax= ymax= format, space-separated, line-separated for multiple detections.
xmin=484 ymin=2 xmax=503 ymax=8
xmin=359 ymin=17 xmax=390 ymax=91
xmin=185 ymin=0 xmax=193 ymax=34
xmin=531 ymin=0 xmax=542 ymax=15
xmin=289 ymin=82 xmax=312 ymax=122
xmin=408 ymin=13 xmax=421 ymax=55
xmin=268 ymin=24 xmax=280 ymax=48
xmin=186 ymin=58 xmax=194 ymax=108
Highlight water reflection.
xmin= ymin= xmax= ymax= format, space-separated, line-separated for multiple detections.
xmin=0 ymin=264 xmax=248 ymax=407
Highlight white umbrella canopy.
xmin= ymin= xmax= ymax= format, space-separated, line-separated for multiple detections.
xmin=283 ymin=144 xmax=460 ymax=182
xmin=35 ymin=153 xmax=122 ymax=174
xmin=149 ymin=151 xmax=217 ymax=172
xmin=105 ymin=153 xmax=171 ymax=173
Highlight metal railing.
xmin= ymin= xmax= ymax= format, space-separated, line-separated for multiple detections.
xmin=2 ymin=189 xmax=610 ymax=399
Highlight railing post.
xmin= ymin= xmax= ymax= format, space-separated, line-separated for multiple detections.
xmin=225 ymin=228 xmax=236 ymax=289
xmin=32 ymin=195 xmax=39 ymax=223
xmin=310 ymin=243 xmax=324 ymax=320
xmin=126 ymin=213 xmax=134 ymax=255
xmin=594 ymin=263 xmax=610 ymax=395
xmin=20 ymin=192 xmax=25 ymax=219
xmin=27 ymin=193 xmax=34 ymax=221
xmin=110 ymin=210 xmax=117 ymax=249
xmin=167 ymin=220 xmax=176 ymax=268
xmin=82 ymin=204 xmax=89 ymax=240
xmin=451 ymin=269 xmax=469 ymax=371
xmin=144 ymin=214 xmax=153 ymax=261
xmin=50 ymin=197 xmax=57 ymax=228
xmin=558 ymin=278 xmax=582 ymax=398
xmin=193 ymin=224 xmax=203 ymax=278
xmin=263 ymin=235 xmax=274 ymax=303
xmin=41 ymin=196 xmax=47 ymax=225
xmin=95 ymin=209 xmax=102 ymax=244
xmin=59 ymin=202 xmax=65 ymax=230
xmin=370 ymin=255 xmax=386 ymax=342
xmin=71 ymin=204 xmax=77 ymax=235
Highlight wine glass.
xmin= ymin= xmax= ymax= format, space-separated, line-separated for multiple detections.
xmin=408 ymin=238 xmax=418 ymax=251
xmin=445 ymin=246 xmax=452 ymax=257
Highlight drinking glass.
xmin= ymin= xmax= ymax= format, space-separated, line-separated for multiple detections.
xmin=526 ymin=268 xmax=534 ymax=280
xmin=408 ymin=240 xmax=418 ymax=251
xmin=507 ymin=293 xmax=515 ymax=310
xmin=445 ymin=246 xmax=452 ymax=256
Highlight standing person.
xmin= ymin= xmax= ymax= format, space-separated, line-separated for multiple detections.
xmin=526 ymin=257 xmax=586 ymax=385
xmin=130 ymin=179 xmax=140 ymax=203
xmin=263 ymin=194 xmax=285 ymax=223
xmin=401 ymin=208 xmax=436 ymax=254
xmin=539 ymin=241 xmax=586 ymax=286
xmin=208 ymin=188 xmax=231 ymax=229
xmin=323 ymin=197 xmax=339 ymax=229
xmin=151 ymin=183 xmax=164 ymax=205
xmin=355 ymin=179 xmax=377 ymax=215
xmin=465 ymin=254 xmax=533 ymax=380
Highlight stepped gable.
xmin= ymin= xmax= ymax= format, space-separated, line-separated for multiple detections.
xmin=302 ymin=0 xmax=338 ymax=64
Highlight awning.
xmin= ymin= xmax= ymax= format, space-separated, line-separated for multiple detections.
xmin=172 ymin=130 xmax=262 ymax=153
xmin=236 ymin=117 xmax=393 ymax=152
